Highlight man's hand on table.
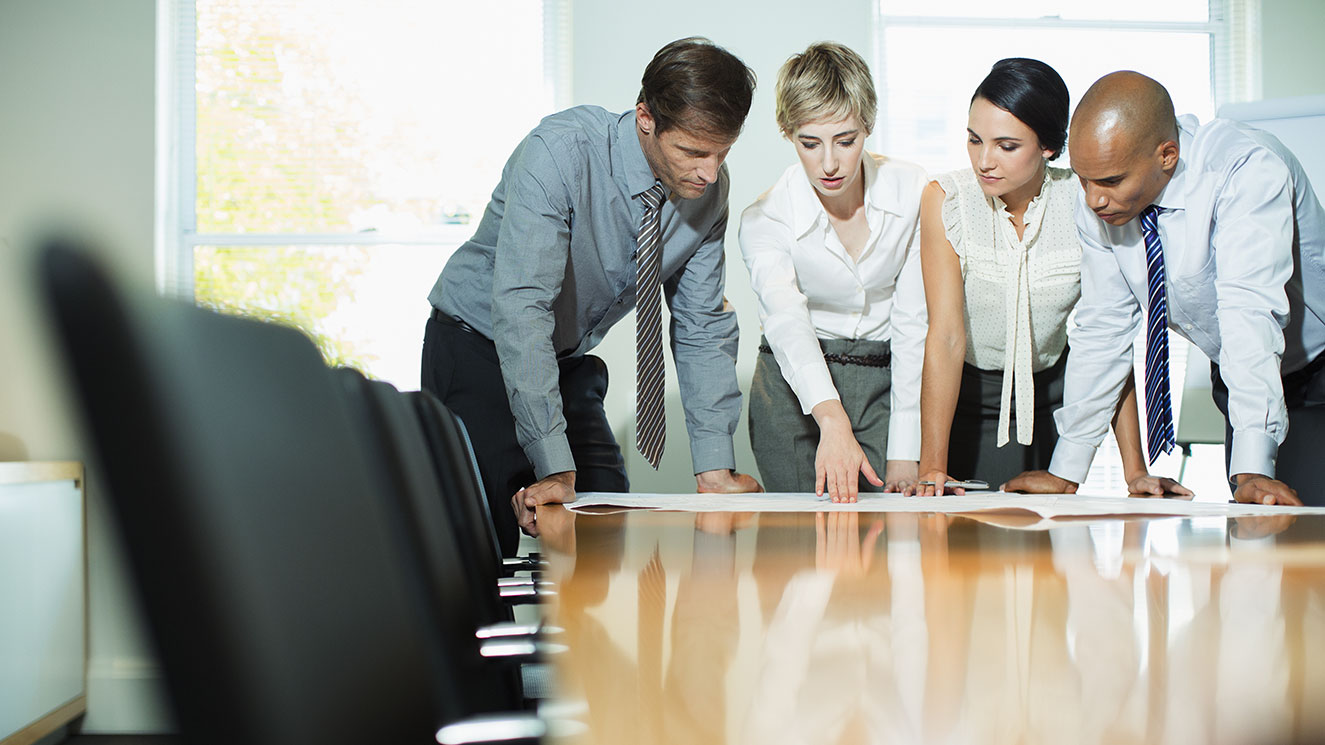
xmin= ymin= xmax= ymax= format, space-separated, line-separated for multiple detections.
xmin=1001 ymin=470 xmax=1078 ymax=494
xmin=513 ymin=470 xmax=576 ymax=538
xmin=1125 ymin=473 xmax=1193 ymax=498
xmin=696 ymin=469 xmax=763 ymax=493
xmin=1232 ymin=473 xmax=1302 ymax=506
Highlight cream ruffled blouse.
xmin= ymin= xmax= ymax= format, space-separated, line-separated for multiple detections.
xmin=934 ymin=165 xmax=1082 ymax=446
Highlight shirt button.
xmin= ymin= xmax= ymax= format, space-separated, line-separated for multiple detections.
xmin=1183 ymin=323 xmax=1193 ymax=330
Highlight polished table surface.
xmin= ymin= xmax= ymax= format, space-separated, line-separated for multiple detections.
xmin=537 ymin=505 xmax=1325 ymax=745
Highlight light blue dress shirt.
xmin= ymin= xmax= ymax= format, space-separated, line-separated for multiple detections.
xmin=1051 ymin=115 xmax=1325 ymax=482
xmin=429 ymin=106 xmax=741 ymax=479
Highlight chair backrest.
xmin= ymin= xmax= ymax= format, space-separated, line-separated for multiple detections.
xmin=332 ymin=369 xmax=519 ymax=710
xmin=410 ymin=391 xmax=506 ymax=592
xmin=39 ymin=243 xmax=445 ymax=745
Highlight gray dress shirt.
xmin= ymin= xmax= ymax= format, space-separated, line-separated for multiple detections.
xmin=429 ymin=106 xmax=741 ymax=480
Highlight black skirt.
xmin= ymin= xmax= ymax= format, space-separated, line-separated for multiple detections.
xmin=946 ymin=352 xmax=1067 ymax=487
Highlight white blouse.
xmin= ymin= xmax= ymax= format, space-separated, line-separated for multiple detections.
xmin=934 ymin=165 xmax=1082 ymax=446
xmin=740 ymin=152 xmax=929 ymax=461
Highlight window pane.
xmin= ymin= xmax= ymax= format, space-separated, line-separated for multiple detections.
xmin=880 ymin=0 xmax=1208 ymax=22
xmin=878 ymin=26 xmax=1213 ymax=171
xmin=195 ymin=0 xmax=550 ymax=234
xmin=193 ymin=244 xmax=450 ymax=388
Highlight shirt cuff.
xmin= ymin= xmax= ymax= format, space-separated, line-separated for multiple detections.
xmin=885 ymin=410 xmax=921 ymax=462
xmin=1228 ymin=429 xmax=1279 ymax=479
xmin=1048 ymin=437 xmax=1097 ymax=485
xmin=690 ymin=435 xmax=736 ymax=476
xmin=791 ymin=364 xmax=839 ymax=416
xmin=526 ymin=434 xmax=576 ymax=481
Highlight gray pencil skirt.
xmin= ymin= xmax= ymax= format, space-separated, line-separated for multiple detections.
xmin=748 ymin=336 xmax=893 ymax=493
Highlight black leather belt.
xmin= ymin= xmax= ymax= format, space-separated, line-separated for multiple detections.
xmin=430 ymin=307 xmax=481 ymax=336
xmin=758 ymin=342 xmax=891 ymax=368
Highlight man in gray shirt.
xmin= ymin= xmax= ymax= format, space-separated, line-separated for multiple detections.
xmin=423 ymin=37 xmax=762 ymax=554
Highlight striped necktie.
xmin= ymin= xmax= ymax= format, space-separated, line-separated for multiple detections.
xmin=1139 ymin=204 xmax=1176 ymax=463
xmin=635 ymin=182 xmax=667 ymax=469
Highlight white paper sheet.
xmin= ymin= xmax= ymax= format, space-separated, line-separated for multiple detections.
xmin=566 ymin=491 xmax=1325 ymax=519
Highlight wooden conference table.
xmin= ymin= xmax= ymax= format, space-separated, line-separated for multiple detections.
xmin=534 ymin=502 xmax=1325 ymax=745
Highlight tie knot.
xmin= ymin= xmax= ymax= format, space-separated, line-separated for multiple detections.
xmin=640 ymin=182 xmax=666 ymax=210
xmin=1140 ymin=204 xmax=1161 ymax=228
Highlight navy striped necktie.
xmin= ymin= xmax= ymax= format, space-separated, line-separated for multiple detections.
xmin=635 ymin=182 xmax=667 ymax=469
xmin=1140 ymin=204 xmax=1176 ymax=463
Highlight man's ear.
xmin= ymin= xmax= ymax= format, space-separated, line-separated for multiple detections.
xmin=1157 ymin=138 xmax=1180 ymax=172
xmin=636 ymin=101 xmax=655 ymax=136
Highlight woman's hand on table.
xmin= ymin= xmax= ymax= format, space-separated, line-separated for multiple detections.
xmin=812 ymin=401 xmax=881 ymax=503
xmin=883 ymin=459 xmax=918 ymax=496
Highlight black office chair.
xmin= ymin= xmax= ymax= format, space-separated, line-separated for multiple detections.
xmin=332 ymin=370 xmax=559 ymax=699
xmin=405 ymin=390 xmax=560 ymax=701
xmin=38 ymin=242 xmax=544 ymax=745
xmin=409 ymin=392 xmax=545 ymax=593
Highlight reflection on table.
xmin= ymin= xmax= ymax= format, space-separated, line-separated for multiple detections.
xmin=537 ymin=505 xmax=1325 ymax=745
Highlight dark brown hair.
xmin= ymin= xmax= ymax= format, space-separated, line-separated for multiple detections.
xmin=637 ymin=37 xmax=756 ymax=140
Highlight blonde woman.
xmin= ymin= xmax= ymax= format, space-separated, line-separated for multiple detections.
xmin=741 ymin=42 xmax=927 ymax=502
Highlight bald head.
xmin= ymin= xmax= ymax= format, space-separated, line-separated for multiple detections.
xmin=1070 ymin=71 xmax=1177 ymax=158
xmin=1068 ymin=72 xmax=1181 ymax=227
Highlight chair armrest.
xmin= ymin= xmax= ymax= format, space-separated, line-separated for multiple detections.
xmin=435 ymin=714 xmax=545 ymax=745
xmin=476 ymin=622 xmax=564 ymax=640
xmin=496 ymin=577 xmax=552 ymax=589
xmin=499 ymin=585 xmax=556 ymax=601
xmin=479 ymin=638 xmax=568 ymax=659
xmin=502 ymin=556 xmax=549 ymax=573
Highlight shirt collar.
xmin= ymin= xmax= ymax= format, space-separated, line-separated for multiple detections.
xmin=1152 ymin=113 xmax=1198 ymax=212
xmin=788 ymin=152 xmax=898 ymax=239
xmin=616 ymin=111 xmax=662 ymax=200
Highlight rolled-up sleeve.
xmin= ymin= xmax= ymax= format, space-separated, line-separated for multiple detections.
xmin=665 ymin=176 xmax=742 ymax=475
xmin=1049 ymin=199 xmax=1143 ymax=483
xmin=1211 ymin=149 xmax=1295 ymax=478
xmin=491 ymin=135 xmax=577 ymax=479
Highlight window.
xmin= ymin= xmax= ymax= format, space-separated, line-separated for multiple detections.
xmin=873 ymin=0 xmax=1257 ymax=171
xmin=872 ymin=1 xmax=1255 ymax=495
xmin=159 ymin=0 xmax=569 ymax=389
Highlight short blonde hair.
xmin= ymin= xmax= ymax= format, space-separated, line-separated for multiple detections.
xmin=775 ymin=42 xmax=877 ymax=137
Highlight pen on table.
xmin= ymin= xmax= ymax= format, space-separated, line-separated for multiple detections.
xmin=915 ymin=479 xmax=990 ymax=490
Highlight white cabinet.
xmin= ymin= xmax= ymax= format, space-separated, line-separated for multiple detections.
xmin=0 ymin=463 xmax=85 ymax=745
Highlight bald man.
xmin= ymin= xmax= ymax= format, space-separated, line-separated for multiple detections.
xmin=1004 ymin=71 xmax=1325 ymax=506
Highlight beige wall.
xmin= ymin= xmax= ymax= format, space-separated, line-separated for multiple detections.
xmin=0 ymin=0 xmax=171 ymax=732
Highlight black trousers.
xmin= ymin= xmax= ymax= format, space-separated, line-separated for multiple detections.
xmin=420 ymin=315 xmax=628 ymax=556
xmin=1211 ymin=353 xmax=1325 ymax=505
